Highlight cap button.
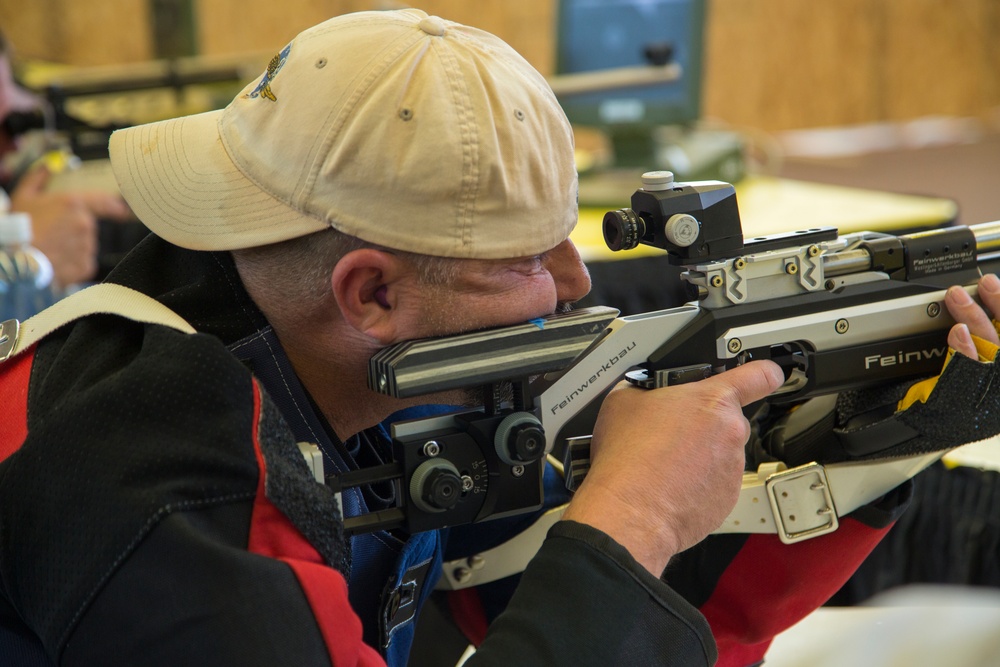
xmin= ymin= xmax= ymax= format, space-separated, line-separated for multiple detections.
xmin=418 ymin=16 xmax=446 ymax=37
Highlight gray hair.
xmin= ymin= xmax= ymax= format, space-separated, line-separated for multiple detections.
xmin=232 ymin=227 xmax=463 ymax=311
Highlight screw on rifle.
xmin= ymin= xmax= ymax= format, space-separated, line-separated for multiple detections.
xmin=511 ymin=465 xmax=525 ymax=477
xmin=808 ymin=245 xmax=822 ymax=257
xmin=784 ymin=261 xmax=798 ymax=275
xmin=734 ymin=258 xmax=747 ymax=270
xmin=423 ymin=441 xmax=441 ymax=457
xmin=452 ymin=554 xmax=486 ymax=585
xmin=835 ymin=319 xmax=849 ymax=334
xmin=927 ymin=302 xmax=941 ymax=317
xmin=710 ymin=275 xmax=724 ymax=288
xmin=728 ymin=338 xmax=743 ymax=354
xmin=461 ymin=475 xmax=474 ymax=491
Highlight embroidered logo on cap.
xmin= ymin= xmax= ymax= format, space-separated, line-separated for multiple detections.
xmin=247 ymin=44 xmax=291 ymax=102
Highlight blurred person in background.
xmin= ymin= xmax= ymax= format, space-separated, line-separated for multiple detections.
xmin=0 ymin=28 xmax=134 ymax=290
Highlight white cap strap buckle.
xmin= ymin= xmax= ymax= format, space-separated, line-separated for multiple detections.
xmin=765 ymin=462 xmax=839 ymax=544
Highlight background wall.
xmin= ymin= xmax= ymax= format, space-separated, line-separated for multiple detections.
xmin=704 ymin=0 xmax=1000 ymax=130
xmin=1 ymin=0 xmax=998 ymax=133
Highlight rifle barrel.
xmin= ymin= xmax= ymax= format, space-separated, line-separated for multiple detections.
xmin=822 ymin=220 xmax=1000 ymax=278
xmin=972 ymin=220 xmax=1000 ymax=255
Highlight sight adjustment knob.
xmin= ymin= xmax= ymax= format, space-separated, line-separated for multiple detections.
xmin=410 ymin=459 xmax=463 ymax=513
xmin=495 ymin=412 xmax=545 ymax=465
xmin=664 ymin=213 xmax=700 ymax=247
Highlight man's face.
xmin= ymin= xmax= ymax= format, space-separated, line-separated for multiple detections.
xmin=386 ymin=237 xmax=590 ymax=409
xmin=401 ymin=238 xmax=592 ymax=341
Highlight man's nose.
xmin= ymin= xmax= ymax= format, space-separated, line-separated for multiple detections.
xmin=547 ymin=239 xmax=591 ymax=305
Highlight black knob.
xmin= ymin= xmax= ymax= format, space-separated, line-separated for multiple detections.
xmin=643 ymin=42 xmax=675 ymax=67
xmin=410 ymin=459 xmax=463 ymax=513
xmin=495 ymin=412 xmax=546 ymax=465
xmin=603 ymin=208 xmax=645 ymax=251
xmin=421 ymin=468 xmax=461 ymax=510
xmin=509 ymin=422 xmax=545 ymax=463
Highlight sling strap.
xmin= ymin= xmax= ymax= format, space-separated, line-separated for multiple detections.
xmin=0 ymin=283 xmax=196 ymax=363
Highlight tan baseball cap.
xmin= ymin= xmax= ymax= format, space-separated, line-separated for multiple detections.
xmin=109 ymin=9 xmax=578 ymax=259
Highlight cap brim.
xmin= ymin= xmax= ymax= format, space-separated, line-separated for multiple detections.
xmin=109 ymin=110 xmax=328 ymax=251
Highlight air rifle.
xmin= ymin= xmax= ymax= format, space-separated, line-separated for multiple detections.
xmin=338 ymin=171 xmax=1000 ymax=553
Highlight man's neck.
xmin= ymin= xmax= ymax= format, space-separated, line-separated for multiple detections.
xmin=281 ymin=323 xmax=472 ymax=442
xmin=278 ymin=324 xmax=401 ymax=441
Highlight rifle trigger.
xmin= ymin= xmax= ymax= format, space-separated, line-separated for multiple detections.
xmin=625 ymin=364 xmax=713 ymax=389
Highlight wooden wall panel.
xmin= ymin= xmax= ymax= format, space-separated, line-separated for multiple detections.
xmin=702 ymin=0 xmax=881 ymax=131
xmin=0 ymin=0 xmax=151 ymax=65
xmin=195 ymin=0 xmax=555 ymax=78
xmin=2 ymin=0 xmax=998 ymax=132
xmin=881 ymin=0 xmax=999 ymax=121
xmin=702 ymin=0 xmax=1000 ymax=130
xmin=0 ymin=0 xmax=61 ymax=61
xmin=58 ymin=0 xmax=153 ymax=65
xmin=196 ymin=0 xmax=349 ymax=57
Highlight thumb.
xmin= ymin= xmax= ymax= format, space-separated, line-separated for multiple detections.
xmin=708 ymin=360 xmax=785 ymax=408
xmin=12 ymin=164 xmax=51 ymax=198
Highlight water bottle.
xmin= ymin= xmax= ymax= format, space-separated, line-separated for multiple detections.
xmin=0 ymin=212 xmax=56 ymax=322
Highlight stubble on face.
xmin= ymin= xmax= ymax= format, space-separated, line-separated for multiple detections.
xmin=387 ymin=250 xmax=579 ymax=410
xmin=403 ymin=292 xmax=576 ymax=411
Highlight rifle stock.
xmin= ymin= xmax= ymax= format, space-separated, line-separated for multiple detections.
xmin=361 ymin=176 xmax=1000 ymax=534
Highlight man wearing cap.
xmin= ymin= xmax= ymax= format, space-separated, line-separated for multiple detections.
xmin=1 ymin=9 xmax=999 ymax=667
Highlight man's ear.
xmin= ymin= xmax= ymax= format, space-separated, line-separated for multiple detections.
xmin=331 ymin=248 xmax=410 ymax=343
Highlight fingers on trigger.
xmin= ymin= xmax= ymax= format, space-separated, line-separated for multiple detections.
xmin=949 ymin=285 xmax=999 ymax=344
xmin=948 ymin=323 xmax=976 ymax=359
xmin=979 ymin=274 xmax=1000 ymax=320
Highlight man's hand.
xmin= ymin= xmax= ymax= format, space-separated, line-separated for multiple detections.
xmin=562 ymin=360 xmax=784 ymax=575
xmin=946 ymin=273 xmax=1000 ymax=358
xmin=9 ymin=165 xmax=133 ymax=287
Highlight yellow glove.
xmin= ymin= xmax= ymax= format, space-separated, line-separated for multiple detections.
xmin=900 ymin=322 xmax=1000 ymax=410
